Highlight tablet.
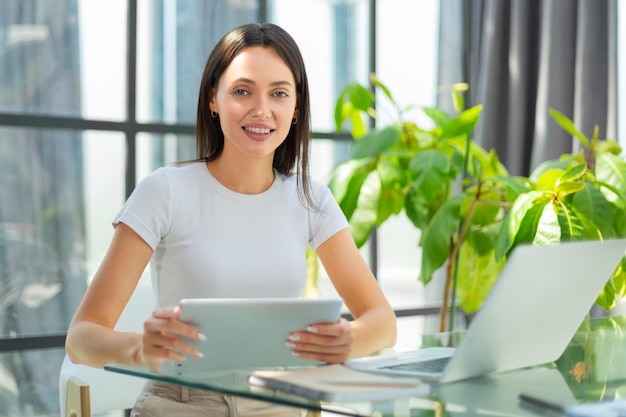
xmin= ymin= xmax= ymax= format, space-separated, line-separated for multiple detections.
xmin=160 ymin=297 xmax=343 ymax=377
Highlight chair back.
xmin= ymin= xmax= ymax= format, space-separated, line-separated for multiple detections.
xmin=59 ymin=271 xmax=155 ymax=416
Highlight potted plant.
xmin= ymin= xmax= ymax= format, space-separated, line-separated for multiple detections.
xmin=328 ymin=75 xmax=626 ymax=331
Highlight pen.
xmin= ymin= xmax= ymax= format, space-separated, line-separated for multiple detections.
xmin=519 ymin=393 xmax=564 ymax=413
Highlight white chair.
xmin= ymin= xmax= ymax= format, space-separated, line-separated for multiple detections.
xmin=59 ymin=270 xmax=155 ymax=417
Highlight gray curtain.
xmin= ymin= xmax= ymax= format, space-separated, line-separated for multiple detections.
xmin=438 ymin=0 xmax=618 ymax=176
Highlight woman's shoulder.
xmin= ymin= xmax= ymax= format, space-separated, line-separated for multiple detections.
xmin=143 ymin=161 xmax=205 ymax=183
xmin=130 ymin=162 xmax=205 ymax=200
xmin=275 ymin=173 xmax=331 ymax=194
xmin=274 ymin=173 xmax=338 ymax=212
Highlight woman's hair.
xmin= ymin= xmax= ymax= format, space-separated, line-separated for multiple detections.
xmin=195 ymin=23 xmax=315 ymax=207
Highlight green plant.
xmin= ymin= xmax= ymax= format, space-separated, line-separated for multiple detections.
xmin=329 ymin=75 xmax=626 ymax=331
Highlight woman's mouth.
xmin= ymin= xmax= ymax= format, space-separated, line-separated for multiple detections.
xmin=244 ymin=126 xmax=273 ymax=134
xmin=242 ymin=125 xmax=274 ymax=141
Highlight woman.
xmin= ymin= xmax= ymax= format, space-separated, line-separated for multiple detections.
xmin=66 ymin=22 xmax=397 ymax=416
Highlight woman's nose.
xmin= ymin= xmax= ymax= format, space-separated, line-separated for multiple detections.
xmin=251 ymin=96 xmax=271 ymax=118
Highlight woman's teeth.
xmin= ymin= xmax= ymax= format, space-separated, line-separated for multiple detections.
xmin=245 ymin=127 xmax=271 ymax=134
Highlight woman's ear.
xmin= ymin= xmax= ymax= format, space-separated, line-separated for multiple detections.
xmin=209 ymin=89 xmax=218 ymax=113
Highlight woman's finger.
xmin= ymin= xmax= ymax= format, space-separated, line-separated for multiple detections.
xmin=151 ymin=305 xmax=181 ymax=320
xmin=286 ymin=318 xmax=354 ymax=363
xmin=138 ymin=306 xmax=206 ymax=368
xmin=290 ymin=318 xmax=353 ymax=346
xmin=145 ymin=306 xmax=206 ymax=341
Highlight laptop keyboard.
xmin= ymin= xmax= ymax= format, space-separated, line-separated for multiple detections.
xmin=381 ymin=356 xmax=451 ymax=373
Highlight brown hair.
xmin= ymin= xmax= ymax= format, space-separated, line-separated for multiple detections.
xmin=195 ymin=23 xmax=315 ymax=207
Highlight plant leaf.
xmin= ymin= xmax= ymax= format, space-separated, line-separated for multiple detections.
xmin=571 ymin=184 xmax=615 ymax=239
xmin=452 ymin=89 xmax=465 ymax=114
xmin=462 ymin=189 xmax=502 ymax=227
xmin=327 ymin=159 xmax=375 ymax=220
xmin=555 ymin=181 xmax=585 ymax=196
xmin=596 ymin=273 xmax=619 ymax=311
xmin=349 ymin=110 xmax=367 ymax=138
xmin=555 ymin=200 xmax=586 ymax=241
xmin=549 ymin=108 xmax=590 ymax=148
xmin=558 ymin=163 xmax=587 ymax=185
xmin=334 ymin=83 xmax=373 ymax=132
xmin=611 ymin=207 xmax=626 ymax=238
xmin=445 ymin=136 xmax=509 ymax=178
xmin=404 ymin=188 xmax=429 ymax=230
xmin=495 ymin=190 xmax=547 ymax=259
xmin=532 ymin=201 xmax=562 ymax=244
xmin=422 ymin=107 xmax=452 ymax=128
xmin=596 ymin=152 xmax=626 ymax=207
xmin=370 ymin=74 xmax=395 ymax=105
xmin=457 ymin=245 xmax=504 ymax=314
xmin=602 ymin=257 xmax=626 ymax=310
xmin=498 ymin=175 xmax=533 ymax=202
xmin=513 ymin=200 xmax=548 ymax=245
xmin=377 ymin=160 xmax=407 ymax=222
xmin=439 ymin=105 xmax=483 ymax=140
xmin=408 ymin=150 xmax=450 ymax=201
xmin=350 ymin=122 xmax=403 ymax=159
xmin=346 ymin=82 xmax=373 ymax=111
xmin=418 ymin=194 xmax=463 ymax=285
xmin=536 ymin=168 xmax=566 ymax=191
xmin=347 ymin=171 xmax=381 ymax=247
xmin=529 ymin=155 xmax=575 ymax=183
xmin=595 ymin=139 xmax=622 ymax=155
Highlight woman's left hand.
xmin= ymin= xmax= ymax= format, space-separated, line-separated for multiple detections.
xmin=286 ymin=318 xmax=354 ymax=364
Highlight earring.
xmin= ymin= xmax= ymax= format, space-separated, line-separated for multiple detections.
xmin=291 ymin=117 xmax=297 ymax=125
xmin=211 ymin=110 xmax=218 ymax=118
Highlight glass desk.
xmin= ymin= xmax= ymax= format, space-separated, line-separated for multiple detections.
xmin=105 ymin=315 xmax=626 ymax=416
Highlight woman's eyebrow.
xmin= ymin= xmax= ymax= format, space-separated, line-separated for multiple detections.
xmin=233 ymin=77 xmax=294 ymax=88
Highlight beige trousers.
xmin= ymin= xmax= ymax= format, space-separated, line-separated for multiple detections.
xmin=131 ymin=380 xmax=308 ymax=417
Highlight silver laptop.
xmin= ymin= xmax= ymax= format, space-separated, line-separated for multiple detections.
xmin=347 ymin=239 xmax=626 ymax=383
xmin=159 ymin=297 xmax=343 ymax=377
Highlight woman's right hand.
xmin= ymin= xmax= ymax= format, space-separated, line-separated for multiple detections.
xmin=138 ymin=305 xmax=206 ymax=370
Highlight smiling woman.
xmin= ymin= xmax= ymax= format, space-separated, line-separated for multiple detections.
xmin=65 ymin=22 xmax=397 ymax=417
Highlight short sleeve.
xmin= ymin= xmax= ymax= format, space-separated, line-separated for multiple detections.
xmin=308 ymin=181 xmax=349 ymax=250
xmin=112 ymin=168 xmax=172 ymax=251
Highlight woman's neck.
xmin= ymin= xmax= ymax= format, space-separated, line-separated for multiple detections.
xmin=206 ymin=157 xmax=275 ymax=194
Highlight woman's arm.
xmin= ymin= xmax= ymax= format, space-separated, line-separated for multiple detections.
xmin=65 ymin=223 xmax=203 ymax=369
xmin=288 ymin=228 xmax=397 ymax=363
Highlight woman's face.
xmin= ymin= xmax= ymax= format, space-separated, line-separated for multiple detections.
xmin=210 ymin=46 xmax=298 ymax=163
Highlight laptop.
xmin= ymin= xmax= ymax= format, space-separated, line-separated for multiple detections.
xmin=159 ymin=297 xmax=343 ymax=377
xmin=346 ymin=238 xmax=626 ymax=384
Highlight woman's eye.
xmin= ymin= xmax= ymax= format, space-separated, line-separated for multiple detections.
xmin=274 ymin=91 xmax=288 ymax=98
xmin=234 ymin=89 xmax=249 ymax=96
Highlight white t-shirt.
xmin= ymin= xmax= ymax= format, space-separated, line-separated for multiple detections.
xmin=113 ymin=162 xmax=348 ymax=307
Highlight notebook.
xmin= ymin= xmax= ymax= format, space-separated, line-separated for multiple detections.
xmin=159 ymin=297 xmax=343 ymax=377
xmin=249 ymin=364 xmax=429 ymax=402
xmin=346 ymin=239 xmax=626 ymax=383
